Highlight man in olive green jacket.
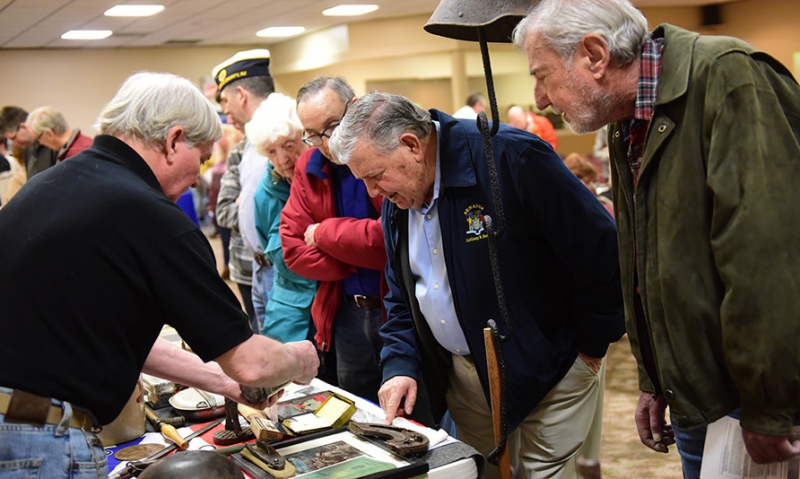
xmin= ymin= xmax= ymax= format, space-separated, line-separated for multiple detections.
xmin=515 ymin=0 xmax=800 ymax=476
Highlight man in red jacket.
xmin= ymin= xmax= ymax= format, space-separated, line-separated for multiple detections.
xmin=279 ymin=76 xmax=387 ymax=405
xmin=25 ymin=106 xmax=93 ymax=161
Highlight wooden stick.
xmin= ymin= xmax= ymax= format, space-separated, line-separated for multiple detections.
xmin=144 ymin=405 xmax=188 ymax=450
xmin=484 ymin=327 xmax=511 ymax=479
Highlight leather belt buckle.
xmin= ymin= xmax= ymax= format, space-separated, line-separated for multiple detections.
xmin=253 ymin=252 xmax=270 ymax=267
xmin=348 ymin=294 xmax=380 ymax=309
xmin=5 ymin=390 xmax=51 ymax=427
xmin=353 ymin=294 xmax=368 ymax=308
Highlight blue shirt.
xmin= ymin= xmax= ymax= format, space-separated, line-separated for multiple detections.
xmin=330 ymin=161 xmax=381 ymax=296
xmin=408 ymin=123 xmax=470 ymax=355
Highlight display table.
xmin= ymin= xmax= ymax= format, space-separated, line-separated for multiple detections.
xmin=106 ymin=378 xmax=482 ymax=479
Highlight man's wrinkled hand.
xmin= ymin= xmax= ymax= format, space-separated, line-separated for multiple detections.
xmin=634 ymin=391 xmax=675 ymax=453
xmin=286 ymin=340 xmax=320 ymax=384
xmin=742 ymin=429 xmax=800 ymax=464
xmin=378 ymin=376 xmax=417 ymax=425
xmin=578 ymin=352 xmax=603 ymax=373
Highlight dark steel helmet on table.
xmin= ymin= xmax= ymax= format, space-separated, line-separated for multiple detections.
xmin=423 ymin=0 xmax=535 ymax=43
xmin=138 ymin=450 xmax=245 ymax=479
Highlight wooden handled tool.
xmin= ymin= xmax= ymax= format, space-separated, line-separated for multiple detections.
xmin=484 ymin=327 xmax=511 ymax=479
xmin=238 ymin=404 xmax=283 ymax=441
xmin=144 ymin=405 xmax=188 ymax=450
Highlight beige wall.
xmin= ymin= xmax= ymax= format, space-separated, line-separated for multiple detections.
xmin=0 ymin=0 xmax=797 ymax=157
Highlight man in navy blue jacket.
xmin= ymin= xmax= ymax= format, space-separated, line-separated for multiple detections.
xmin=330 ymin=92 xmax=625 ymax=479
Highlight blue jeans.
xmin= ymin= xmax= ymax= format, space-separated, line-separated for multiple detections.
xmin=671 ymin=409 xmax=741 ymax=479
xmin=0 ymin=388 xmax=107 ymax=478
xmin=333 ymin=300 xmax=383 ymax=404
xmin=249 ymin=260 xmax=274 ymax=335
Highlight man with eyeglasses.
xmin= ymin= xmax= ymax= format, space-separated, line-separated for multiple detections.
xmin=280 ymin=77 xmax=401 ymax=413
xmin=0 ymin=105 xmax=57 ymax=180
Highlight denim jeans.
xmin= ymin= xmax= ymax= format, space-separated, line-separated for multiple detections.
xmin=250 ymin=260 xmax=275 ymax=335
xmin=671 ymin=408 xmax=741 ymax=479
xmin=672 ymin=413 xmax=706 ymax=479
xmin=0 ymin=388 xmax=107 ymax=478
xmin=333 ymin=300 xmax=383 ymax=404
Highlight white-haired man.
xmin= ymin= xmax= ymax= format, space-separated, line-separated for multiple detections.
xmin=330 ymin=91 xmax=624 ymax=479
xmin=26 ymin=106 xmax=92 ymax=161
xmin=514 ymin=0 xmax=800 ymax=475
xmin=0 ymin=72 xmax=318 ymax=478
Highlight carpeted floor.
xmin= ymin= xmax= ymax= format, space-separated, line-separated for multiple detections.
xmin=601 ymin=334 xmax=683 ymax=478
xmin=208 ymin=234 xmax=684 ymax=478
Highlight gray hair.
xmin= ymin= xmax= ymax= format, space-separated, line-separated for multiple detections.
xmin=96 ymin=72 xmax=223 ymax=148
xmin=218 ymin=75 xmax=275 ymax=102
xmin=512 ymin=0 xmax=648 ymax=67
xmin=27 ymin=106 xmax=70 ymax=136
xmin=297 ymin=76 xmax=355 ymax=106
xmin=330 ymin=92 xmax=432 ymax=165
xmin=245 ymin=93 xmax=303 ymax=157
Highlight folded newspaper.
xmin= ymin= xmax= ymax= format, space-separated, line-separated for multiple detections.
xmin=700 ymin=416 xmax=800 ymax=479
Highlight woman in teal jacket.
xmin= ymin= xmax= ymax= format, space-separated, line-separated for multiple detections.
xmin=247 ymin=93 xmax=317 ymax=343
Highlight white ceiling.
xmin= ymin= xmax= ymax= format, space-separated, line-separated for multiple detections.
xmin=0 ymin=0 xmax=737 ymax=49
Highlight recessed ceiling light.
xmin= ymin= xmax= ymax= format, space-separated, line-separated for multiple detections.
xmin=323 ymin=4 xmax=379 ymax=16
xmin=61 ymin=30 xmax=113 ymax=40
xmin=105 ymin=5 xmax=165 ymax=17
xmin=256 ymin=26 xmax=305 ymax=38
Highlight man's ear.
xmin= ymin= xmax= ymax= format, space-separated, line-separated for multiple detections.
xmin=399 ymin=133 xmax=422 ymax=159
xmin=579 ymin=33 xmax=611 ymax=79
xmin=235 ymin=85 xmax=248 ymax=105
xmin=164 ymin=125 xmax=185 ymax=164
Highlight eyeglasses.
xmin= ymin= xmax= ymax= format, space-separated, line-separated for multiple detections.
xmin=302 ymin=99 xmax=351 ymax=147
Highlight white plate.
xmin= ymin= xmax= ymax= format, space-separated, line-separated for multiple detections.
xmin=168 ymin=388 xmax=224 ymax=411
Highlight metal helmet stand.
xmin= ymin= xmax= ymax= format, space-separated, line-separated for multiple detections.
xmin=424 ymin=1 xmax=535 ymax=473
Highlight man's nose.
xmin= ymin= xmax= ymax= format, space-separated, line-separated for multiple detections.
xmin=534 ymin=84 xmax=551 ymax=111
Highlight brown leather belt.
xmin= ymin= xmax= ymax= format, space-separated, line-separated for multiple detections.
xmin=344 ymin=294 xmax=381 ymax=309
xmin=0 ymin=390 xmax=98 ymax=431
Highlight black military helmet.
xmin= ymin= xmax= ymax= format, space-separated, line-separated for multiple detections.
xmin=423 ymin=0 xmax=536 ymax=43
xmin=139 ymin=451 xmax=245 ymax=479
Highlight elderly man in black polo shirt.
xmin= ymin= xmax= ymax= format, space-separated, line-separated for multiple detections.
xmin=0 ymin=71 xmax=318 ymax=478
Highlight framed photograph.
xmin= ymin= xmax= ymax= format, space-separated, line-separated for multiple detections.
xmin=232 ymin=427 xmax=428 ymax=479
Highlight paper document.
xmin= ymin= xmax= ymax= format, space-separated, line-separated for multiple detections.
xmin=700 ymin=416 xmax=800 ymax=479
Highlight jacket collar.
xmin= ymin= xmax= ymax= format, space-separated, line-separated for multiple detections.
xmin=429 ymin=109 xmax=477 ymax=190
xmin=305 ymin=147 xmax=329 ymax=180
xmin=652 ymin=24 xmax=697 ymax=106
xmin=92 ymin=134 xmax=164 ymax=194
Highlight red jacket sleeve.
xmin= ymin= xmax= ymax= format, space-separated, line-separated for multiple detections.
xmin=279 ymin=149 xmax=358 ymax=282
xmin=314 ymin=194 xmax=386 ymax=271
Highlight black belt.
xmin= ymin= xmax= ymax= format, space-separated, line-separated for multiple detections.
xmin=253 ymin=252 xmax=272 ymax=267
xmin=344 ymin=294 xmax=381 ymax=309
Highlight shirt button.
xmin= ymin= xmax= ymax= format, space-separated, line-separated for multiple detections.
xmin=440 ymin=319 xmax=446 ymax=325
xmin=614 ymin=131 xmax=621 ymax=138
xmin=433 ymin=249 xmax=438 ymax=254
xmin=426 ymin=214 xmax=432 ymax=220
xmin=455 ymin=348 xmax=461 ymax=353
xmin=434 ymin=284 xmax=439 ymax=290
